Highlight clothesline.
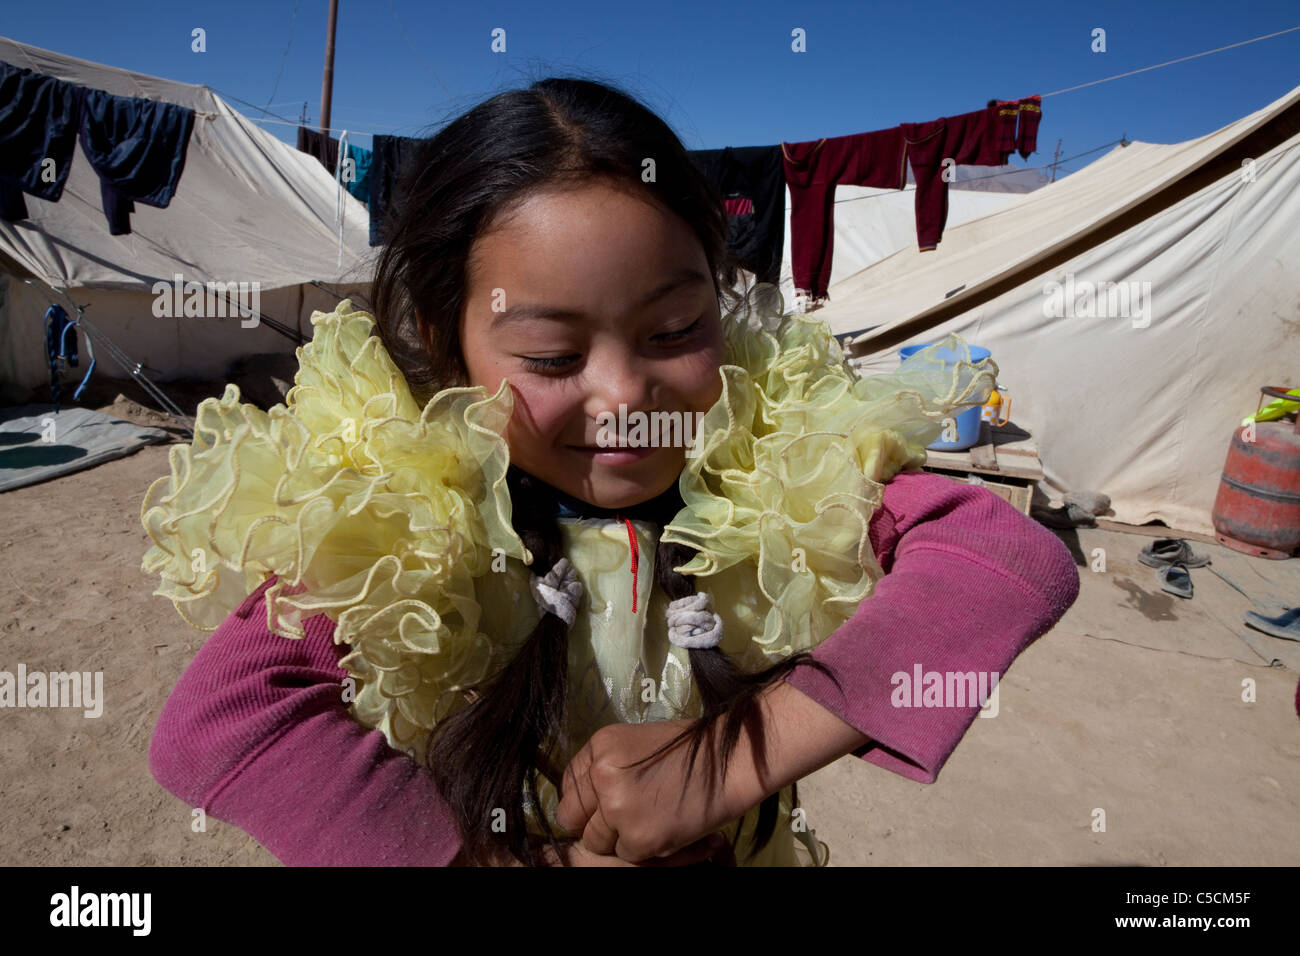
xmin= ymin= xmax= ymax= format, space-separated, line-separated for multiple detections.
xmin=212 ymin=89 xmax=392 ymax=138
xmin=252 ymin=21 xmax=1300 ymax=295
xmin=219 ymin=105 xmax=392 ymax=138
xmin=226 ymin=23 xmax=1299 ymax=140
xmin=1040 ymin=23 xmax=1300 ymax=97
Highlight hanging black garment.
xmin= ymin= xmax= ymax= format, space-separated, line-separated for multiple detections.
xmin=77 ymin=87 xmax=196 ymax=235
xmin=689 ymin=145 xmax=785 ymax=286
xmin=296 ymin=125 xmax=339 ymax=173
xmin=0 ymin=60 xmax=86 ymax=222
xmin=368 ymin=134 xmax=424 ymax=246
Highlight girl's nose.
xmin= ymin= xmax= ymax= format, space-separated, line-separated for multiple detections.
xmin=585 ymin=349 xmax=657 ymax=420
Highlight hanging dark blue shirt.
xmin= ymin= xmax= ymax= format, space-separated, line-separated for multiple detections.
xmin=78 ymin=87 xmax=196 ymax=236
xmin=0 ymin=60 xmax=86 ymax=222
xmin=368 ymin=134 xmax=424 ymax=246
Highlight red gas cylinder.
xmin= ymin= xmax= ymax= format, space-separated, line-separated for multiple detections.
xmin=1211 ymin=387 xmax=1300 ymax=559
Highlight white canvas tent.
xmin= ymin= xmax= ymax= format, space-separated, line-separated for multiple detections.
xmin=813 ymin=83 xmax=1300 ymax=537
xmin=0 ymin=35 xmax=375 ymax=403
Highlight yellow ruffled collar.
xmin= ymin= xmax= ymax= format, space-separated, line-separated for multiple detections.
xmin=141 ymin=282 xmax=995 ymax=749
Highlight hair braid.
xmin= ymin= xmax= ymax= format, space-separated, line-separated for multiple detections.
xmin=642 ymin=538 xmax=843 ymax=861
xmin=426 ymin=471 xmax=575 ymax=866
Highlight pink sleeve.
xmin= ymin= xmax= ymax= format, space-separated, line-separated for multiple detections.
xmin=148 ymin=576 xmax=463 ymax=866
xmin=783 ymin=468 xmax=1080 ymax=783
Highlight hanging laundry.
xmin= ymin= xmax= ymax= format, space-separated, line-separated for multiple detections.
xmin=45 ymin=303 xmax=78 ymax=367
xmin=296 ymin=125 xmax=339 ymax=173
xmin=368 ymin=134 xmax=424 ymax=246
xmin=44 ymin=303 xmax=75 ymax=409
xmin=297 ymin=128 xmax=370 ymax=205
xmin=343 ymin=141 xmax=372 ymax=203
xmin=783 ymin=95 xmax=1042 ymax=302
xmin=690 ymin=145 xmax=786 ymax=287
xmin=903 ymin=97 xmax=1041 ymax=251
xmin=992 ymin=99 xmax=1021 ymax=163
xmin=781 ymin=127 xmax=907 ymax=302
xmin=901 ymin=102 xmax=1009 ymax=252
xmin=1 ymin=60 xmax=199 ymax=236
xmin=78 ymin=88 xmax=196 ymax=236
xmin=1016 ymin=95 xmax=1042 ymax=160
xmin=0 ymin=60 xmax=86 ymax=222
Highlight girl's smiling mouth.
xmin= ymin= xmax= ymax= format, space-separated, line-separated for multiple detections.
xmin=567 ymin=444 xmax=662 ymax=465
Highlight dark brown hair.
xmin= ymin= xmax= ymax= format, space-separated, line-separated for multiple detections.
xmin=371 ymin=73 xmax=839 ymax=866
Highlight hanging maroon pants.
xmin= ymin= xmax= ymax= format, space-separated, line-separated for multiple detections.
xmin=782 ymin=127 xmax=906 ymax=301
xmin=1017 ymin=95 xmax=1042 ymax=160
xmin=784 ymin=98 xmax=1039 ymax=297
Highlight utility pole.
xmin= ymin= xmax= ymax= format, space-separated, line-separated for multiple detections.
xmin=319 ymin=0 xmax=338 ymax=136
xmin=1049 ymin=138 xmax=1063 ymax=183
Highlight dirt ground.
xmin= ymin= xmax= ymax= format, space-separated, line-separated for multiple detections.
xmin=2 ymin=387 xmax=1298 ymax=866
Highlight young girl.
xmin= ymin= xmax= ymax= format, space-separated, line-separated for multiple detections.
xmin=141 ymin=76 xmax=1080 ymax=867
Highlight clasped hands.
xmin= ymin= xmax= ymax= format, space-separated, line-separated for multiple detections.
xmin=551 ymin=717 xmax=765 ymax=867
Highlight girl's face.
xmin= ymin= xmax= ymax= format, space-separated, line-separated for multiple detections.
xmin=458 ymin=179 xmax=725 ymax=509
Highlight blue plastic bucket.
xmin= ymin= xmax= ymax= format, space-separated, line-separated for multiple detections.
xmin=899 ymin=342 xmax=992 ymax=451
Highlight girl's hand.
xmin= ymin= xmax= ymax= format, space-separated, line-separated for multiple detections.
xmin=543 ymin=833 xmax=735 ymax=867
xmin=555 ymin=719 xmax=757 ymax=862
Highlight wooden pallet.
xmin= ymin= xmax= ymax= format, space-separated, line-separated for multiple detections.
xmin=919 ymin=422 xmax=1043 ymax=515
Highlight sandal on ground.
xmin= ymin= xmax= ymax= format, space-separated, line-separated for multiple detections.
xmin=1158 ymin=561 xmax=1193 ymax=599
xmin=1139 ymin=537 xmax=1211 ymax=569
xmin=1243 ymin=607 xmax=1300 ymax=643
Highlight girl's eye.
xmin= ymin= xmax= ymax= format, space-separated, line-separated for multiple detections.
xmin=654 ymin=317 xmax=702 ymax=342
xmin=518 ymin=318 xmax=701 ymax=371
xmin=520 ymin=354 xmax=579 ymax=372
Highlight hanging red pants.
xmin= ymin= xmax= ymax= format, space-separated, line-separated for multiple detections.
xmin=784 ymin=98 xmax=1039 ymax=295
xmin=1016 ymin=95 xmax=1042 ymax=160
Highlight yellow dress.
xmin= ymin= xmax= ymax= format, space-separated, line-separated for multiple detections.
xmin=140 ymin=282 xmax=995 ymax=866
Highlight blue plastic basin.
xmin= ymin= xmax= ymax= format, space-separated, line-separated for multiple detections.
xmin=899 ymin=342 xmax=992 ymax=451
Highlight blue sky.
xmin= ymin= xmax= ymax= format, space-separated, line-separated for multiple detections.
xmin=4 ymin=0 xmax=1298 ymax=178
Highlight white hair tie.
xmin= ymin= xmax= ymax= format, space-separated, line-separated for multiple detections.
xmin=530 ymin=557 xmax=582 ymax=628
xmin=667 ymin=592 xmax=723 ymax=649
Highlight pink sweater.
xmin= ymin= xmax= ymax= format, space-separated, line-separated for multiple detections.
xmin=149 ymin=469 xmax=1080 ymax=865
